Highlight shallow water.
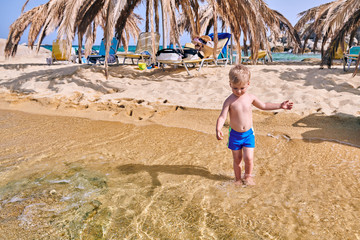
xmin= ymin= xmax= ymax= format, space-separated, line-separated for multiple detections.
xmin=1 ymin=109 xmax=359 ymax=239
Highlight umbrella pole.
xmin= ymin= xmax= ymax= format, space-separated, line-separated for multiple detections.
xmin=230 ymin=34 xmax=233 ymax=65
xmin=161 ymin=0 xmax=166 ymax=49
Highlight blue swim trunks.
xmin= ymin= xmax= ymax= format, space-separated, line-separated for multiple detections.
xmin=228 ymin=128 xmax=255 ymax=150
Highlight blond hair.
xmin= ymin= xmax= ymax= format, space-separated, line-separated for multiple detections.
xmin=229 ymin=64 xmax=251 ymax=84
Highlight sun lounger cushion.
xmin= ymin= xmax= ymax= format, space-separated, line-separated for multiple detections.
xmin=87 ymin=54 xmax=117 ymax=64
xmin=156 ymin=49 xmax=183 ymax=61
xmin=156 ymin=48 xmax=203 ymax=61
xmin=182 ymin=48 xmax=202 ymax=60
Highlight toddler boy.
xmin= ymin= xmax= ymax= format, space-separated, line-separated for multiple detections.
xmin=216 ymin=64 xmax=293 ymax=185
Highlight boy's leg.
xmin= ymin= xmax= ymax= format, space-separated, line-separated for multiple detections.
xmin=231 ymin=150 xmax=243 ymax=183
xmin=242 ymin=147 xmax=255 ymax=185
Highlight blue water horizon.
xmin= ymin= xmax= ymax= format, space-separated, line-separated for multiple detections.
xmin=41 ymin=44 xmax=321 ymax=62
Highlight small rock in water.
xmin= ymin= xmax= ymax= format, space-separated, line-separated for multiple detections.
xmin=267 ymin=133 xmax=279 ymax=139
xmin=301 ymin=58 xmax=321 ymax=63
xmin=282 ymin=134 xmax=291 ymax=141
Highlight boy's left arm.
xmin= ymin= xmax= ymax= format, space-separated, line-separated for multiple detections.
xmin=252 ymin=95 xmax=293 ymax=110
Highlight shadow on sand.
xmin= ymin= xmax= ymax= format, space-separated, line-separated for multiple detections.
xmin=0 ymin=63 xmax=195 ymax=95
xmin=0 ymin=63 xmax=49 ymax=70
xmin=262 ymin=66 xmax=360 ymax=95
xmin=0 ymin=64 xmax=122 ymax=94
xmin=292 ymin=113 xmax=360 ymax=148
xmin=117 ymin=164 xmax=232 ymax=196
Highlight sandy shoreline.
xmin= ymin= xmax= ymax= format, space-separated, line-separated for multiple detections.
xmin=1 ymin=94 xmax=359 ymax=148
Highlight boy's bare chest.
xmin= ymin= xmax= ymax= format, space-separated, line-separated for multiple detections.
xmin=230 ymin=98 xmax=252 ymax=113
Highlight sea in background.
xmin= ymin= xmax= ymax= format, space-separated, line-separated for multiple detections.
xmin=41 ymin=45 xmax=322 ymax=62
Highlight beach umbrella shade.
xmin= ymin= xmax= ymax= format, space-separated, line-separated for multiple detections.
xmin=5 ymin=0 xmax=192 ymax=76
xmin=295 ymin=0 xmax=360 ymax=73
xmin=5 ymin=0 xmax=143 ymax=72
xmin=176 ymin=0 xmax=301 ymax=63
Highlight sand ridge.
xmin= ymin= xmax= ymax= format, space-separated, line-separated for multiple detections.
xmin=0 ymin=91 xmax=359 ymax=149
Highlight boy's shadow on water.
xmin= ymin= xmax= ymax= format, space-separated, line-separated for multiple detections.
xmin=292 ymin=113 xmax=360 ymax=148
xmin=117 ymin=164 xmax=232 ymax=196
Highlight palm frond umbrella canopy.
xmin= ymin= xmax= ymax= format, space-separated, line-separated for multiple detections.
xmin=295 ymin=0 xmax=360 ymax=70
xmin=176 ymin=0 xmax=301 ymax=62
xmin=5 ymin=0 xmax=187 ymax=76
xmin=5 ymin=0 xmax=142 ymax=68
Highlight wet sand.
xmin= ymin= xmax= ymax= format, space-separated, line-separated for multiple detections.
xmin=1 ymin=105 xmax=359 ymax=239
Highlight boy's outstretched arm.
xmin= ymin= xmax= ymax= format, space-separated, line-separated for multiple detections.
xmin=252 ymin=95 xmax=293 ymax=110
xmin=216 ymin=99 xmax=230 ymax=140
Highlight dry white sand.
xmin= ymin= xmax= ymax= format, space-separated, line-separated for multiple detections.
xmin=0 ymin=39 xmax=51 ymax=64
xmin=0 ymin=38 xmax=359 ymax=117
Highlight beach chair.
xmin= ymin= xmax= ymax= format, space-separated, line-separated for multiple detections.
xmin=333 ymin=43 xmax=348 ymax=60
xmin=117 ymin=32 xmax=160 ymax=65
xmin=72 ymin=47 xmax=87 ymax=64
xmin=201 ymin=33 xmax=231 ymax=67
xmin=87 ymin=37 xmax=119 ymax=65
xmin=48 ymin=39 xmax=72 ymax=64
xmin=157 ymin=33 xmax=231 ymax=76
xmin=207 ymin=33 xmax=231 ymax=62
xmin=343 ymin=46 xmax=360 ymax=72
xmin=241 ymin=50 xmax=267 ymax=64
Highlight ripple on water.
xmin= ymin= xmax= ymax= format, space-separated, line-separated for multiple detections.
xmin=1 ymin=109 xmax=360 ymax=239
xmin=0 ymin=165 xmax=111 ymax=239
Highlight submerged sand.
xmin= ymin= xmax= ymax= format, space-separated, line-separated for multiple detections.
xmin=0 ymin=43 xmax=360 ymax=239
xmin=0 ymin=108 xmax=359 ymax=239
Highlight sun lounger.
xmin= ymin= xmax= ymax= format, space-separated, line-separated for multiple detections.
xmin=157 ymin=57 xmax=205 ymax=75
xmin=87 ymin=37 xmax=119 ymax=65
xmin=343 ymin=46 xmax=360 ymax=72
xmin=207 ymin=33 xmax=231 ymax=64
xmin=157 ymin=33 xmax=231 ymax=76
xmin=333 ymin=43 xmax=348 ymax=60
xmin=241 ymin=50 xmax=267 ymax=64
xmin=199 ymin=37 xmax=231 ymax=67
xmin=47 ymin=39 xmax=73 ymax=64
xmin=117 ymin=32 xmax=160 ymax=65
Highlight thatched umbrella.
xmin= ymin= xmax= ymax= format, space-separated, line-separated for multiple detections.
xmin=176 ymin=0 xmax=301 ymax=63
xmin=295 ymin=0 xmax=360 ymax=74
xmin=5 ymin=0 xmax=142 ymax=72
xmin=5 ymin=0 xmax=188 ymax=76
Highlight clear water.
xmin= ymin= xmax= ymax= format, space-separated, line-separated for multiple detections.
xmin=1 ymin=109 xmax=360 ymax=239
xmin=270 ymin=52 xmax=321 ymax=62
